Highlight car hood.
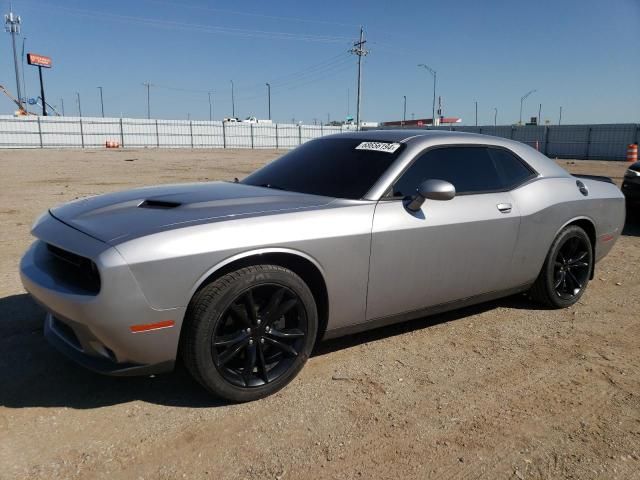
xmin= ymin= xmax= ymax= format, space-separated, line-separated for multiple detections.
xmin=50 ymin=181 xmax=334 ymax=243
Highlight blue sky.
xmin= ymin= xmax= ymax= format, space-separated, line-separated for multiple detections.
xmin=1 ymin=0 xmax=638 ymax=124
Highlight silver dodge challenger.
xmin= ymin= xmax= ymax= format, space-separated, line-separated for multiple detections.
xmin=20 ymin=130 xmax=625 ymax=401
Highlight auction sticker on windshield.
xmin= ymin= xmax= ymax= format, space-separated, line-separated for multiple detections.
xmin=355 ymin=141 xmax=401 ymax=153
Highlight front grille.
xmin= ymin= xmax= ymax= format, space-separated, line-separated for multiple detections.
xmin=46 ymin=244 xmax=101 ymax=294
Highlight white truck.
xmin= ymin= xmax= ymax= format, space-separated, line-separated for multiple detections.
xmin=242 ymin=116 xmax=273 ymax=124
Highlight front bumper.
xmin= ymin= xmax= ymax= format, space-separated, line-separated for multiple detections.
xmin=20 ymin=214 xmax=185 ymax=376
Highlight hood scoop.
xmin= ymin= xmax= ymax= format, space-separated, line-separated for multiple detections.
xmin=138 ymin=199 xmax=182 ymax=209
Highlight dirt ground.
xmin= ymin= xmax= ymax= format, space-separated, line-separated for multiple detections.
xmin=1 ymin=149 xmax=639 ymax=480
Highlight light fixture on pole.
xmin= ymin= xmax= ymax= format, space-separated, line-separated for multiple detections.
xmin=519 ymin=89 xmax=536 ymax=125
xmin=417 ymin=64 xmax=436 ymax=126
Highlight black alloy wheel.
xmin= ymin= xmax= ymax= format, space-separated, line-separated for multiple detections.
xmin=552 ymin=236 xmax=591 ymax=300
xmin=530 ymin=225 xmax=593 ymax=308
xmin=182 ymin=265 xmax=318 ymax=402
xmin=212 ymin=284 xmax=307 ymax=388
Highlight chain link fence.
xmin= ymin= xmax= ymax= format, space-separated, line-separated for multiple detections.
xmin=427 ymin=123 xmax=640 ymax=161
xmin=0 ymin=116 xmax=355 ymax=149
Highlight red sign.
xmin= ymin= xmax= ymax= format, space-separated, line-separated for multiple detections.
xmin=27 ymin=53 xmax=52 ymax=68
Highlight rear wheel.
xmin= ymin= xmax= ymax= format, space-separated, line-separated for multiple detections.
xmin=530 ymin=225 xmax=593 ymax=308
xmin=181 ymin=265 xmax=318 ymax=402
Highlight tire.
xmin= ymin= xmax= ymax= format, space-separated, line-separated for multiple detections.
xmin=530 ymin=225 xmax=593 ymax=308
xmin=181 ymin=265 xmax=318 ymax=402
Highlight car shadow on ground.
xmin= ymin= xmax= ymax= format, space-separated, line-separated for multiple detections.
xmin=0 ymin=290 xmax=544 ymax=411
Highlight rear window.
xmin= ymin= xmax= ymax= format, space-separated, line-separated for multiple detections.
xmin=242 ymin=138 xmax=404 ymax=199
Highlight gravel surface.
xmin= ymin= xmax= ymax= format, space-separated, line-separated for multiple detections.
xmin=1 ymin=149 xmax=639 ymax=479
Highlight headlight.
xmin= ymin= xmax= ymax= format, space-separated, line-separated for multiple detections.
xmin=625 ymin=169 xmax=640 ymax=178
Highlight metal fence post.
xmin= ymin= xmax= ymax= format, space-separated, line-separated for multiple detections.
xmin=37 ymin=116 xmax=43 ymax=148
xmin=586 ymin=126 xmax=592 ymax=159
xmin=79 ymin=117 xmax=85 ymax=148
xmin=275 ymin=123 xmax=279 ymax=149
xmin=189 ymin=120 xmax=194 ymax=148
xmin=298 ymin=125 xmax=302 ymax=145
xmin=222 ymin=121 xmax=226 ymax=148
xmin=155 ymin=119 xmax=160 ymax=148
xmin=119 ymin=118 xmax=124 ymax=147
xmin=250 ymin=123 xmax=254 ymax=149
xmin=320 ymin=124 xmax=324 ymax=137
xmin=510 ymin=126 xmax=515 ymax=140
xmin=636 ymin=124 xmax=640 ymax=145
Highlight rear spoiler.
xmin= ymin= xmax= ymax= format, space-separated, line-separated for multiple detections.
xmin=572 ymin=174 xmax=615 ymax=185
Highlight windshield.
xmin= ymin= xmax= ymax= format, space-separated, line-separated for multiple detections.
xmin=242 ymin=138 xmax=404 ymax=199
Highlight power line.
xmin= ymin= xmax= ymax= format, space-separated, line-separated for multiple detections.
xmin=141 ymin=0 xmax=359 ymax=28
xmin=21 ymin=2 xmax=353 ymax=44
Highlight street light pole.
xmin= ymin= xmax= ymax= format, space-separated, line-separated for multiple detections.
xmin=519 ymin=89 xmax=536 ymax=125
xmin=475 ymin=101 xmax=478 ymax=126
xmin=97 ymin=86 xmax=104 ymax=117
xmin=230 ymin=80 xmax=235 ymax=118
xmin=76 ymin=92 xmax=82 ymax=117
xmin=559 ymin=106 xmax=563 ymax=125
xmin=208 ymin=91 xmax=213 ymax=121
xmin=60 ymin=97 xmax=65 ymax=116
xmin=493 ymin=107 xmax=498 ymax=127
xmin=417 ymin=64 xmax=436 ymax=126
xmin=142 ymin=82 xmax=152 ymax=119
xmin=538 ymin=103 xmax=542 ymax=125
xmin=403 ymin=95 xmax=406 ymax=126
xmin=265 ymin=82 xmax=271 ymax=120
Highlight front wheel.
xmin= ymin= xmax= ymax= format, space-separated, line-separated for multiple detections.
xmin=530 ymin=225 xmax=593 ymax=308
xmin=181 ymin=265 xmax=318 ymax=402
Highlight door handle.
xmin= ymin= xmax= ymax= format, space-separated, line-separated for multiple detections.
xmin=497 ymin=203 xmax=512 ymax=213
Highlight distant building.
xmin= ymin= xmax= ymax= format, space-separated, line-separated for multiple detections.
xmin=381 ymin=117 xmax=462 ymax=127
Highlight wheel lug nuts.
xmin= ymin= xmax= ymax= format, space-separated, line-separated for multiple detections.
xmin=260 ymin=338 xmax=265 ymax=344
xmin=246 ymin=328 xmax=251 ymax=333
xmin=249 ymin=339 xmax=254 ymax=345
xmin=257 ymin=319 xmax=261 ymax=325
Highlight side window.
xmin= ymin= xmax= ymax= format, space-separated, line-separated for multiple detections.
xmin=487 ymin=147 xmax=535 ymax=189
xmin=392 ymin=146 xmax=503 ymax=197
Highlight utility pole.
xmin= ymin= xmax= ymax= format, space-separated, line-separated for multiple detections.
xmin=76 ymin=92 xmax=82 ymax=117
xmin=493 ymin=107 xmax=498 ymax=127
xmin=350 ymin=26 xmax=368 ymax=129
xmin=142 ymin=82 xmax=152 ymax=119
xmin=327 ymin=112 xmax=330 ymax=124
xmin=519 ymin=89 xmax=536 ymax=125
xmin=97 ymin=86 xmax=104 ymax=117
xmin=21 ymin=36 xmax=26 ymax=105
xmin=347 ymin=88 xmax=350 ymax=117
xmin=538 ymin=103 xmax=542 ymax=125
xmin=265 ymin=82 xmax=271 ymax=120
xmin=475 ymin=101 xmax=478 ymax=126
xmin=230 ymin=80 xmax=235 ymax=118
xmin=60 ymin=97 xmax=65 ymax=116
xmin=403 ymin=95 xmax=407 ymax=126
xmin=208 ymin=91 xmax=213 ymax=121
xmin=417 ymin=64 xmax=436 ymax=126
xmin=559 ymin=106 xmax=563 ymax=125
xmin=5 ymin=7 xmax=23 ymax=109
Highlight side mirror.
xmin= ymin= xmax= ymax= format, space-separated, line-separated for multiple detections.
xmin=404 ymin=179 xmax=456 ymax=212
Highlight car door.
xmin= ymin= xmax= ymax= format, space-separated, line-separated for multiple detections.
xmin=366 ymin=145 xmax=529 ymax=321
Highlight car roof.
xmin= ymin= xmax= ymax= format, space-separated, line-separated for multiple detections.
xmin=326 ymin=129 xmax=570 ymax=180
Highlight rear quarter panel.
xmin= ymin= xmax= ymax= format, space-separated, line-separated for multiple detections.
xmin=509 ymin=177 xmax=625 ymax=287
